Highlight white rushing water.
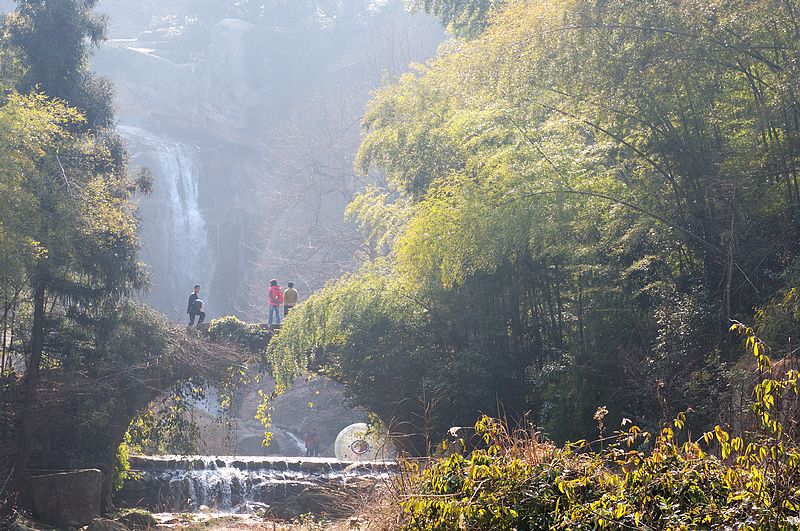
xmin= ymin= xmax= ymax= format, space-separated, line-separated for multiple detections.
xmin=119 ymin=455 xmax=397 ymax=514
xmin=284 ymin=431 xmax=308 ymax=455
xmin=118 ymin=125 xmax=212 ymax=316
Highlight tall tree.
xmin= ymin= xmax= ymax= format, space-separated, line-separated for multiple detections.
xmin=0 ymin=0 xmax=145 ymax=510
xmin=6 ymin=0 xmax=113 ymax=127
xmin=272 ymin=0 xmax=800 ymax=444
xmin=408 ymin=0 xmax=505 ymax=37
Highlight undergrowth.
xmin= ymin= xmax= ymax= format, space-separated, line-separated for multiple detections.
xmin=398 ymin=323 xmax=800 ymax=530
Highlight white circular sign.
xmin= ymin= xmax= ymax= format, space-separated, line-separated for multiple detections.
xmin=334 ymin=423 xmax=391 ymax=461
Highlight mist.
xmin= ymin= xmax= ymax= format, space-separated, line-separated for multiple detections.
xmin=89 ymin=0 xmax=443 ymax=322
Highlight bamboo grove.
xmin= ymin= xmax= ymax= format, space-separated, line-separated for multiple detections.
xmin=269 ymin=0 xmax=800 ymax=448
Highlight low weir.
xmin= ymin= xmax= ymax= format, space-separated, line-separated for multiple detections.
xmin=116 ymin=455 xmax=397 ymax=517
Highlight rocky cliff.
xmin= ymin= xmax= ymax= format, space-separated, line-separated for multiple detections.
xmin=92 ymin=1 xmax=443 ymax=321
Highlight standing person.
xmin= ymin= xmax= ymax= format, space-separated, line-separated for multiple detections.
xmin=187 ymin=285 xmax=206 ymax=326
xmin=304 ymin=432 xmax=312 ymax=457
xmin=312 ymin=431 xmax=320 ymax=457
xmin=268 ymin=279 xmax=284 ymax=326
xmin=283 ymin=282 xmax=299 ymax=317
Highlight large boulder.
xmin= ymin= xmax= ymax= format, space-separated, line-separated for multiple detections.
xmin=26 ymin=469 xmax=102 ymax=527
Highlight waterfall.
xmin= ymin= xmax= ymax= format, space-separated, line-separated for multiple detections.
xmin=284 ymin=431 xmax=307 ymax=455
xmin=118 ymin=125 xmax=213 ymax=317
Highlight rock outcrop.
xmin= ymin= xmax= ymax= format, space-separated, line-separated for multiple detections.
xmin=87 ymin=518 xmax=129 ymax=531
xmin=26 ymin=469 xmax=102 ymax=527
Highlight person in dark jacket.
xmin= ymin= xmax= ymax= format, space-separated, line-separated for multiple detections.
xmin=187 ymin=285 xmax=205 ymax=326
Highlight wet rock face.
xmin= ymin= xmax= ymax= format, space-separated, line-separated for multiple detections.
xmin=26 ymin=469 xmax=103 ymax=527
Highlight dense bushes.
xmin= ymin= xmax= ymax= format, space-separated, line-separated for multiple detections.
xmin=402 ymin=421 xmax=749 ymax=529
xmin=399 ymin=328 xmax=800 ymax=529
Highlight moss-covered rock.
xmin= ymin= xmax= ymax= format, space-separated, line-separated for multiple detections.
xmin=114 ymin=508 xmax=157 ymax=529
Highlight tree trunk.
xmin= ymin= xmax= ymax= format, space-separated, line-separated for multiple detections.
xmin=2 ymin=286 xmax=46 ymax=514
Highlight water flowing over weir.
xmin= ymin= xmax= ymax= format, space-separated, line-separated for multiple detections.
xmin=116 ymin=455 xmax=397 ymax=517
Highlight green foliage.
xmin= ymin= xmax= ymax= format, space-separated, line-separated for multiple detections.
xmin=0 ymin=92 xmax=79 ymax=309
xmin=111 ymin=310 xmax=261 ymax=457
xmin=270 ymin=266 xmax=413 ymax=384
xmin=1 ymin=0 xmax=142 ymax=346
xmin=125 ymin=394 xmax=202 ymax=455
xmin=268 ymin=267 xmax=444 ymax=449
xmin=407 ymin=0 xmax=506 ymax=38
xmin=0 ymin=3 xmax=164 ymax=506
xmin=401 ymin=328 xmax=800 ymax=529
xmin=31 ymin=303 xmax=174 ymax=460
xmin=6 ymin=0 xmax=114 ymax=127
xmin=208 ymin=316 xmax=271 ymax=353
xmin=272 ymin=0 xmax=800 ymax=447
xmin=0 ymin=0 xmax=260 ymax=512
xmin=112 ymin=438 xmax=133 ymax=492
xmin=345 ymin=188 xmax=413 ymax=256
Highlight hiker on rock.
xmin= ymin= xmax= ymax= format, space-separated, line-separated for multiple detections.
xmin=187 ymin=285 xmax=206 ymax=326
xmin=284 ymin=281 xmax=299 ymax=317
xmin=268 ymin=279 xmax=284 ymax=326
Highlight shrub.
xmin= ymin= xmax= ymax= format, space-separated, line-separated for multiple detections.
xmin=207 ymin=316 xmax=272 ymax=353
xmin=112 ymin=438 xmax=132 ymax=492
xmin=399 ymin=325 xmax=800 ymax=530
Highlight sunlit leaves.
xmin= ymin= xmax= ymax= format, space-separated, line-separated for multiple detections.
xmin=0 ymin=92 xmax=79 ymax=298
xmin=267 ymin=265 xmax=429 ymax=387
xmin=403 ymin=366 xmax=800 ymax=529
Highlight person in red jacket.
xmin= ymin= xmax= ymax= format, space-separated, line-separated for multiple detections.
xmin=268 ymin=279 xmax=284 ymax=326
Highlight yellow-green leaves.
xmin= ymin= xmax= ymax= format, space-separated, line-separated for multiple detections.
xmin=0 ymin=92 xmax=82 ymax=292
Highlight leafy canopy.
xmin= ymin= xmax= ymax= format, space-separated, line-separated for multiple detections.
xmin=272 ymin=0 xmax=800 ymax=445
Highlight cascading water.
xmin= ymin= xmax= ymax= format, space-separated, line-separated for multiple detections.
xmin=284 ymin=431 xmax=307 ymax=455
xmin=117 ymin=125 xmax=213 ymax=318
xmin=116 ymin=455 xmax=397 ymax=516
